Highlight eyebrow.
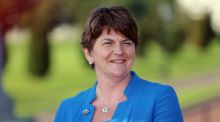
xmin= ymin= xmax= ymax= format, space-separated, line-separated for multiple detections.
xmin=101 ymin=38 xmax=131 ymax=42
xmin=122 ymin=39 xmax=132 ymax=42
xmin=101 ymin=38 xmax=113 ymax=42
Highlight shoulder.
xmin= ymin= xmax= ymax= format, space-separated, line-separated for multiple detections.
xmin=133 ymin=75 xmax=179 ymax=106
xmin=137 ymin=77 xmax=175 ymax=96
xmin=135 ymin=77 xmax=183 ymax=121
xmin=60 ymin=88 xmax=91 ymax=107
xmin=131 ymin=71 xmax=174 ymax=96
xmin=54 ymin=87 xmax=94 ymax=121
xmin=55 ymin=87 xmax=92 ymax=114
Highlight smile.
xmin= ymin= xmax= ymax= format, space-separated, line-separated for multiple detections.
xmin=110 ymin=59 xmax=126 ymax=63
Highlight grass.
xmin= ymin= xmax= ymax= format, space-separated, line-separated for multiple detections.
xmin=177 ymin=79 xmax=220 ymax=108
xmin=2 ymin=39 xmax=220 ymax=118
xmin=134 ymin=40 xmax=220 ymax=82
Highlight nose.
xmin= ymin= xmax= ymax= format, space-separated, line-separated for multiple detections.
xmin=113 ymin=44 xmax=124 ymax=55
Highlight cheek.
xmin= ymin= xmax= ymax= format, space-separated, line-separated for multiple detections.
xmin=126 ymin=51 xmax=135 ymax=65
xmin=128 ymin=48 xmax=136 ymax=58
xmin=129 ymin=51 xmax=136 ymax=65
xmin=93 ymin=48 xmax=111 ymax=60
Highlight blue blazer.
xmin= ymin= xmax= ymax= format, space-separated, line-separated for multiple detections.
xmin=54 ymin=71 xmax=183 ymax=122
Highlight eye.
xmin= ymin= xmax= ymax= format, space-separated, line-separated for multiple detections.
xmin=123 ymin=40 xmax=133 ymax=45
xmin=102 ymin=39 xmax=113 ymax=46
xmin=103 ymin=41 xmax=112 ymax=45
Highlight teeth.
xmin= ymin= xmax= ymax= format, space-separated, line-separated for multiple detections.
xmin=111 ymin=60 xmax=125 ymax=63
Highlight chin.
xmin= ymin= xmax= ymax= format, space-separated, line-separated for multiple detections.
xmin=110 ymin=69 xmax=130 ymax=78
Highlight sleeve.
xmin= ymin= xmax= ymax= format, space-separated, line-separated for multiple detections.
xmin=54 ymin=101 xmax=64 ymax=122
xmin=153 ymin=86 xmax=183 ymax=122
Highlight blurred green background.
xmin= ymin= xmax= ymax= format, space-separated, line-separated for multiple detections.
xmin=1 ymin=0 xmax=220 ymax=121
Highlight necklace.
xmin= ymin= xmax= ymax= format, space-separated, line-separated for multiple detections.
xmin=101 ymin=103 xmax=117 ymax=113
xmin=99 ymin=94 xmax=125 ymax=113
xmin=96 ymin=85 xmax=127 ymax=113
xmin=102 ymin=106 xmax=109 ymax=113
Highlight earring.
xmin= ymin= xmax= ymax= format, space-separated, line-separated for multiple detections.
xmin=89 ymin=61 xmax=93 ymax=65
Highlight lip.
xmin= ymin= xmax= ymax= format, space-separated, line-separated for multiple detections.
xmin=110 ymin=59 xmax=126 ymax=63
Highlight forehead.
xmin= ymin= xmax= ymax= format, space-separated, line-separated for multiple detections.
xmin=97 ymin=28 xmax=127 ymax=40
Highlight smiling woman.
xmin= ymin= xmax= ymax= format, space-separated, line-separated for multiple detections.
xmin=84 ymin=28 xmax=136 ymax=79
xmin=54 ymin=6 xmax=183 ymax=122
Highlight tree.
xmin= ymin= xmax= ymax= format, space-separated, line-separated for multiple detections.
xmin=186 ymin=16 xmax=216 ymax=50
xmin=19 ymin=0 xmax=75 ymax=76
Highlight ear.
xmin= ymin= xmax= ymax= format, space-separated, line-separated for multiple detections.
xmin=82 ymin=48 xmax=93 ymax=64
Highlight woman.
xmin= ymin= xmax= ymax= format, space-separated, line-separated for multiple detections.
xmin=54 ymin=6 xmax=183 ymax=122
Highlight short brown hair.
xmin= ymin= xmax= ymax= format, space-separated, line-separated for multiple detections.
xmin=81 ymin=6 xmax=139 ymax=52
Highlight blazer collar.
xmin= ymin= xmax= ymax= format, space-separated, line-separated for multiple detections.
xmin=79 ymin=71 xmax=142 ymax=121
xmin=123 ymin=71 xmax=142 ymax=100
xmin=86 ymin=71 xmax=142 ymax=103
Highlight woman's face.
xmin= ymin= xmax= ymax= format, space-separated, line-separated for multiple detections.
xmin=83 ymin=28 xmax=136 ymax=78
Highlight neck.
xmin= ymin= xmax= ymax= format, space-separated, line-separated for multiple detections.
xmin=95 ymin=72 xmax=131 ymax=102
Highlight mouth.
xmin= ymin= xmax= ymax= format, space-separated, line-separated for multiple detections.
xmin=110 ymin=59 xmax=126 ymax=64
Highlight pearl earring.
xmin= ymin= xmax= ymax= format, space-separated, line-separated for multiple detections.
xmin=89 ymin=61 xmax=93 ymax=65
